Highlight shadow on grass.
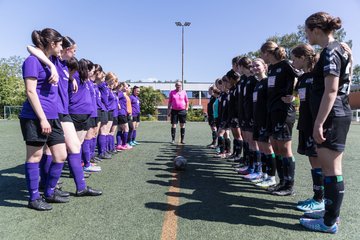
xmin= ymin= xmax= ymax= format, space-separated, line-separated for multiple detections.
xmin=145 ymin=144 xmax=306 ymax=232
xmin=0 ymin=163 xmax=28 ymax=208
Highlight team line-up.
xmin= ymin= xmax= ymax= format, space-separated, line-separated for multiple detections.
xmin=18 ymin=11 xmax=351 ymax=235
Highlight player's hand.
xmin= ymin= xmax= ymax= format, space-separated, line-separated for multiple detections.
xmin=40 ymin=119 xmax=52 ymax=136
xmin=72 ymin=79 xmax=78 ymax=93
xmin=313 ymin=122 xmax=326 ymax=144
xmin=167 ymin=112 xmax=171 ymax=117
xmin=49 ymin=66 xmax=59 ymax=84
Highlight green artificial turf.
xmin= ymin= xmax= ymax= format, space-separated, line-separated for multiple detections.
xmin=0 ymin=120 xmax=359 ymax=240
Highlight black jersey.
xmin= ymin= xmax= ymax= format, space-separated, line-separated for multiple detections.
xmin=218 ymin=92 xmax=229 ymax=123
xmin=295 ymin=72 xmax=313 ymax=131
xmin=237 ymin=75 xmax=247 ymax=120
xmin=243 ymin=75 xmax=258 ymax=120
xmin=267 ymin=60 xmax=299 ymax=112
xmin=228 ymin=85 xmax=239 ymax=120
xmin=253 ymin=78 xmax=268 ymax=126
xmin=207 ymin=96 xmax=216 ymax=119
xmin=311 ymin=41 xmax=352 ymax=118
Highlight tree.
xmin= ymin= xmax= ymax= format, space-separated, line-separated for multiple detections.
xmin=138 ymin=86 xmax=165 ymax=116
xmin=352 ymin=64 xmax=360 ymax=85
xmin=0 ymin=56 xmax=26 ymax=117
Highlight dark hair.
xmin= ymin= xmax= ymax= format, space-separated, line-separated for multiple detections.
xmin=237 ymin=57 xmax=252 ymax=69
xmin=213 ymin=88 xmax=221 ymax=95
xmin=232 ymin=56 xmax=241 ymax=66
xmin=260 ymin=41 xmax=287 ymax=61
xmin=94 ymin=64 xmax=103 ymax=73
xmin=31 ymin=28 xmax=63 ymax=51
xmin=291 ymin=43 xmax=319 ymax=70
xmin=226 ymin=69 xmax=240 ymax=82
xmin=86 ymin=59 xmax=94 ymax=72
xmin=67 ymin=57 xmax=79 ymax=71
xmin=78 ymin=58 xmax=89 ymax=83
xmin=62 ymin=36 xmax=76 ymax=49
xmin=305 ymin=12 xmax=342 ymax=33
xmin=132 ymin=85 xmax=140 ymax=94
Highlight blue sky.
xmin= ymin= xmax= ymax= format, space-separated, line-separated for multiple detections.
xmin=0 ymin=0 xmax=359 ymax=83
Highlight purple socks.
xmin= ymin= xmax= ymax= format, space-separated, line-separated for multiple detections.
xmin=116 ymin=131 xmax=122 ymax=146
xmin=39 ymin=154 xmax=52 ymax=187
xmin=82 ymin=140 xmax=91 ymax=168
xmin=122 ymin=132 xmax=128 ymax=146
xmin=67 ymin=153 xmax=86 ymax=191
xmin=132 ymin=130 xmax=137 ymax=142
xmin=44 ymin=162 xmax=64 ymax=197
xmin=98 ymin=134 xmax=107 ymax=155
xmin=25 ymin=162 xmax=40 ymax=201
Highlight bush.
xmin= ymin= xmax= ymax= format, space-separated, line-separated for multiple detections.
xmin=187 ymin=108 xmax=205 ymax=122
xmin=140 ymin=115 xmax=157 ymax=121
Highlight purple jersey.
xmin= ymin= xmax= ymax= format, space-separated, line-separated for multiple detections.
xmin=20 ymin=55 xmax=59 ymax=119
xmin=113 ymin=91 xmax=119 ymax=117
xmin=51 ymin=56 xmax=69 ymax=114
xmin=130 ymin=95 xmax=140 ymax=116
xmin=94 ymin=84 xmax=106 ymax=111
xmin=98 ymin=82 xmax=109 ymax=111
xmin=68 ymin=72 xmax=93 ymax=114
xmin=107 ymin=88 xmax=116 ymax=111
xmin=87 ymin=80 xmax=98 ymax=117
xmin=118 ymin=91 xmax=128 ymax=116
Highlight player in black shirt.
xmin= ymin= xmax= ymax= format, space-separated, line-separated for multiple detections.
xmin=290 ymin=44 xmax=324 ymax=212
xmin=260 ymin=41 xmax=300 ymax=196
xmin=206 ymin=85 xmax=217 ymax=148
xmin=252 ymin=58 xmax=277 ymax=189
xmin=300 ymin=12 xmax=352 ymax=234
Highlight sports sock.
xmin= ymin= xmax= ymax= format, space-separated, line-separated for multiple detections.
xmin=225 ymin=138 xmax=231 ymax=152
xmin=116 ymin=130 xmax=122 ymax=146
xmin=98 ymin=134 xmax=107 ymax=154
xmin=132 ymin=130 xmax=137 ymax=141
xmin=236 ymin=139 xmax=243 ymax=157
xmin=122 ymin=132 xmax=128 ymax=146
xmin=324 ymin=176 xmax=344 ymax=226
xmin=218 ymin=136 xmax=225 ymax=153
xmin=171 ymin=127 xmax=176 ymax=141
xmin=39 ymin=154 xmax=52 ymax=188
xmin=311 ymin=168 xmax=324 ymax=202
xmin=68 ymin=153 xmax=86 ymax=191
xmin=276 ymin=155 xmax=284 ymax=181
xmin=82 ymin=140 xmax=91 ymax=168
xmin=45 ymin=162 xmax=64 ymax=197
xmin=25 ymin=162 xmax=40 ymax=201
xmin=261 ymin=153 xmax=267 ymax=173
xmin=211 ymin=130 xmax=217 ymax=144
xmin=266 ymin=153 xmax=276 ymax=177
xmin=180 ymin=128 xmax=185 ymax=142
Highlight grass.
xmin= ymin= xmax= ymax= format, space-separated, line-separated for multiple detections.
xmin=0 ymin=120 xmax=359 ymax=240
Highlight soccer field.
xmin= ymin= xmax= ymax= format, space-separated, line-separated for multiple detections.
xmin=0 ymin=120 xmax=359 ymax=240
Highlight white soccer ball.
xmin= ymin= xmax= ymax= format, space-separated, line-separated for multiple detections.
xmin=174 ymin=156 xmax=187 ymax=170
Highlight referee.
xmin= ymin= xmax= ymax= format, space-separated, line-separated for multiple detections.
xmin=167 ymin=81 xmax=189 ymax=144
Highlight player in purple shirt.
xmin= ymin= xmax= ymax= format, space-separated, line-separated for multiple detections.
xmin=105 ymin=72 xmax=119 ymax=154
xmin=27 ymin=38 xmax=102 ymax=200
xmin=20 ymin=28 xmax=69 ymax=211
xmin=129 ymin=86 xmax=141 ymax=146
xmin=115 ymin=82 xmax=132 ymax=151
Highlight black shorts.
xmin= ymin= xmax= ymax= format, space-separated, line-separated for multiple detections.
xmin=70 ymin=114 xmax=91 ymax=131
xmin=297 ymin=130 xmax=317 ymax=157
xmin=317 ymin=116 xmax=351 ymax=152
xmin=97 ymin=110 xmax=108 ymax=124
xmin=20 ymin=118 xmax=65 ymax=147
xmin=88 ymin=117 xmax=97 ymax=129
xmin=112 ymin=116 xmax=118 ymax=125
xmin=243 ymin=118 xmax=254 ymax=132
xmin=132 ymin=114 xmax=140 ymax=122
xmin=253 ymin=124 xmax=269 ymax=142
xmin=230 ymin=118 xmax=240 ymax=129
xmin=118 ymin=115 xmax=128 ymax=125
xmin=171 ymin=109 xmax=187 ymax=124
xmin=208 ymin=116 xmax=214 ymax=126
xmin=267 ymin=110 xmax=295 ymax=141
xmin=219 ymin=120 xmax=230 ymax=130
xmin=214 ymin=118 xmax=219 ymax=129
xmin=108 ymin=110 xmax=114 ymax=122
xmin=58 ymin=113 xmax=73 ymax=123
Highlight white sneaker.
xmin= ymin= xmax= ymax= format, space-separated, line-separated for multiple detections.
xmin=255 ymin=177 xmax=276 ymax=188
xmin=84 ymin=165 xmax=101 ymax=172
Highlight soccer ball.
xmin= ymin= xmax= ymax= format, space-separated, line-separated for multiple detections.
xmin=174 ymin=156 xmax=187 ymax=170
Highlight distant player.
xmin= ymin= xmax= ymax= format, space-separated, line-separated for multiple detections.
xmin=129 ymin=86 xmax=141 ymax=145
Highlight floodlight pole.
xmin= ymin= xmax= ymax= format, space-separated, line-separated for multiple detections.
xmin=175 ymin=22 xmax=191 ymax=90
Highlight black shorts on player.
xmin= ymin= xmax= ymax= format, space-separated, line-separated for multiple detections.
xmin=132 ymin=114 xmax=140 ymax=122
xmin=20 ymin=118 xmax=65 ymax=147
xmin=317 ymin=116 xmax=351 ymax=152
xmin=58 ymin=113 xmax=73 ymax=123
xmin=97 ymin=110 xmax=108 ymax=124
xmin=230 ymin=118 xmax=240 ymax=128
xmin=70 ymin=114 xmax=91 ymax=131
xmin=118 ymin=115 xmax=128 ymax=124
xmin=107 ymin=110 xmax=114 ymax=122
xmin=297 ymin=130 xmax=317 ymax=157
xmin=87 ymin=117 xmax=97 ymax=128
xmin=267 ymin=110 xmax=295 ymax=141
xmin=171 ymin=109 xmax=187 ymax=124
xmin=253 ymin=124 xmax=269 ymax=142
xmin=112 ymin=116 xmax=118 ymax=126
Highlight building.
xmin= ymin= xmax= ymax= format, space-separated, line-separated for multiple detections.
xmin=128 ymin=81 xmax=212 ymax=120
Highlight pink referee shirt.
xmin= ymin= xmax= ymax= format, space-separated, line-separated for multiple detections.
xmin=168 ymin=90 xmax=188 ymax=110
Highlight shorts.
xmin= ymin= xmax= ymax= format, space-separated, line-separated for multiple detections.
xmin=243 ymin=118 xmax=254 ymax=132
xmin=219 ymin=120 xmax=230 ymax=130
xmin=253 ymin=124 xmax=269 ymax=142
xmin=58 ymin=113 xmax=73 ymax=123
xmin=108 ymin=110 xmax=114 ymax=122
xmin=132 ymin=114 xmax=140 ymax=122
xmin=267 ymin=110 xmax=295 ymax=141
xmin=88 ymin=117 xmax=97 ymax=129
xmin=70 ymin=114 xmax=91 ymax=131
xmin=214 ymin=118 xmax=219 ymax=129
xmin=317 ymin=116 xmax=351 ymax=152
xmin=208 ymin=116 xmax=214 ymax=126
xmin=112 ymin=116 xmax=118 ymax=125
xmin=118 ymin=115 xmax=128 ymax=125
xmin=97 ymin=110 xmax=108 ymax=124
xmin=297 ymin=130 xmax=317 ymax=157
xmin=230 ymin=118 xmax=240 ymax=129
xmin=20 ymin=118 xmax=65 ymax=147
xmin=171 ymin=109 xmax=187 ymax=124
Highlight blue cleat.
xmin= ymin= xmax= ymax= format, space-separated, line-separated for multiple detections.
xmin=296 ymin=199 xmax=325 ymax=211
xmin=300 ymin=217 xmax=338 ymax=234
